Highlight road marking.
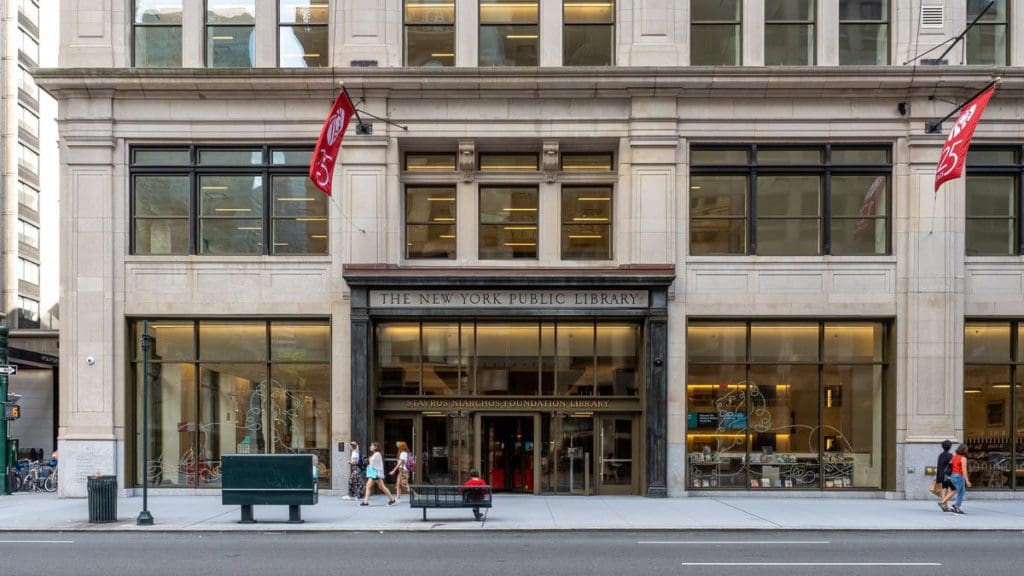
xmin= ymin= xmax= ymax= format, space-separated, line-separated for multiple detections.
xmin=640 ymin=540 xmax=830 ymax=545
xmin=681 ymin=562 xmax=941 ymax=567
xmin=0 ymin=540 xmax=74 ymax=544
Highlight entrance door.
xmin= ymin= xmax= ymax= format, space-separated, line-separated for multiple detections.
xmin=480 ymin=415 xmax=534 ymax=493
xmin=599 ymin=416 xmax=637 ymax=494
xmin=546 ymin=415 xmax=594 ymax=494
xmin=420 ymin=414 xmax=472 ymax=485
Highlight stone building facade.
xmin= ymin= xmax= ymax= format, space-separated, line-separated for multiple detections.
xmin=41 ymin=0 xmax=1024 ymax=498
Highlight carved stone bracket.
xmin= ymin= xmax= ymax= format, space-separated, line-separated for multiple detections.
xmin=458 ymin=140 xmax=475 ymax=183
xmin=542 ymin=140 xmax=559 ymax=183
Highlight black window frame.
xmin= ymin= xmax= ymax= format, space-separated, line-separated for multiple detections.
xmin=965 ymin=145 xmax=1024 ymax=256
xmin=689 ymin=144 xmax=893 ymax=256
xmin=129 ymin=145 xmax=324 ymax=256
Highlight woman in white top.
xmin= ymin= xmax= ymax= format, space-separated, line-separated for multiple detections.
xmin=390 ymin=441 xmax=414 ymax=503
xmin=361 ymin=442 xmax=396 ymax=506
xmin=344 ymin=441 xmax=364 ymax=500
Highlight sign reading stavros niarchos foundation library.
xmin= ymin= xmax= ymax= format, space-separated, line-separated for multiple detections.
xmin=368 ymin=290 xmax=649 ymax=308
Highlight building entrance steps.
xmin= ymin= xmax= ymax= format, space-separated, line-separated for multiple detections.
xmin=5 ymin=492 xmax=1024 ymax=531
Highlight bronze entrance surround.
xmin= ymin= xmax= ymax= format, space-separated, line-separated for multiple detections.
xmin=344 ymin=266 xmax=674 ymax=497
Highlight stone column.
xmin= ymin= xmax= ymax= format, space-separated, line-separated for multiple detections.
xmin=349 ymin=288 xmax=370 ymax=455
xmin=742 ymin=0 xmax=764 ymax=66
xmin=57 ymin=97 xmax=121 ymax=497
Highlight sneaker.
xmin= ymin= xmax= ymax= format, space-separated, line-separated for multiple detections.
xmin=360 ymin=502 xmax=369 ymax=506
xmin=387 ymin=499 xmax=397 ymax=506
xmin=342 ymin=495 xmax=352 ymax=500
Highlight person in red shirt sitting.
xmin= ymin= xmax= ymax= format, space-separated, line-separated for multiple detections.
xmin=461 ymin=469 xmax=489 ymax=521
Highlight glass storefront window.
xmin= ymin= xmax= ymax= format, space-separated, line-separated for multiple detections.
xmin=405 ymin=0 xmax=455 ymax=66
xmin=406 ymin=186 xmax=457 ymax=259
xmin=839 ymin=0 xmax=888 ymax=65
xmin=687 ymin=321 xmax=888 ymax=490
xmin=966 ymin=0 xmax=1007 ymax=65
xmin=207 ymin=0 xmax=256 ymax=67
xmin=479 ymin=0 xmax=539 ymax=66
xmin=479 ymin=186 xmax=538 ymax=259
xmin=563 ymin=0 xmax=614 ymax=66
xmin=133 ymin=319 xmax=330 ymax=488
xmin=279 ymin=0 xmax=328 ymax=67
xmin=376 ymin=321 xmax=642 ymax=398
xmin=764 ymin=0 xmax=815 ymax=66
xmin=691 ymin=0 xmax=741 ymax=65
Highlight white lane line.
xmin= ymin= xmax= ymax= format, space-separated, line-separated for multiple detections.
xmin=0 ymin=540 xmax=75 ymax=544
xmin=638 ymin=537 xmax=831 ymax=541
xmin=681 ymin=563 xmax=941 ymax=567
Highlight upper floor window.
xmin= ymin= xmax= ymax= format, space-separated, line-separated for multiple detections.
xmin=17 ymin=105 xmax=38 ymax=139
xmin=130 ymin=146 xmax=327 ymax=256
xmin=406 ymin=185 xmax=457 ymax=259
xmin=480 ymin=0 xmax=539 ymax=66
xmin=18 ymin=258 xmax=39 ymax=285
xmin=965 ymin=147 xmax=1021 ymax=255
xmin=966 ymin=0 xmax=1008 ymax=65
xmin=764 ymin=0 xmax=815 ymax=65
xmin=18 ymin=28 xmax=38 ymax=63
xmin=19 ymin=219 xmax=39 ymax=248
xmin=563 ymin=0 xmax=614 ymax=66
xmin=207 ymin=0 xmax=256 ymax=67
xmin=839 ymin=0 xmax=888 ymax=65
xmin=133 ymin=0 xmax=182 ymax=67
xmin=18 ymin=67 xmax=38 ymax=100
xmin=18 ymin=144 xmax=38 ymax=175
xmin=19 ymin=0 xmax=39 ymax=25
xmin=404 ymin=0 xmax=455 ymax=66
xmin=279 ymin=0 xmax=328 ymax=67
xmin=19 ymin=181 xmax=39 ymax=212
xmin=18 ymin=296 xmax=39 ymax=327
xmin=691 ymin=0 xmax=740 ymax=66
xmin=690 ymin=145 xmax=891 ymax=256
xmin=480 ymin=186 xmax=539 ymax=259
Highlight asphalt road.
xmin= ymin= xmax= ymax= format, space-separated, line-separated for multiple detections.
xmin=1 ymin=531 xmax=1016 ymax=576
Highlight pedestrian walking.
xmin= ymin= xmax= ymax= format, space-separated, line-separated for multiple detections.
xmin=344 ymin=441 xmax=364 ymax=500
xmin=361 ymin=442 xmax=396 ymax=507
xmin=933 ymin=439 xmax=955 ymax=512
xmin=390 ymin=441 xmax=415 ymax=503
xmin=948 ymin=444 xmax=972 ymax=514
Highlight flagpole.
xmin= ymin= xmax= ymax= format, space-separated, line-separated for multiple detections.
xmin=925 ymin=77 xmax=1001 ymax=134
xmin=338 ymin=85 xmax=371 ymax=135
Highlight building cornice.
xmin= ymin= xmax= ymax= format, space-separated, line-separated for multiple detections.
xmin=342 ymin=264 xmax=676 ymax=288
xmin=34 ymin=66 xmax=1024 ymax=100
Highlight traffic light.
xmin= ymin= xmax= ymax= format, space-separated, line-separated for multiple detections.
xmin=2 ymin=393 xmax=19 ymax=421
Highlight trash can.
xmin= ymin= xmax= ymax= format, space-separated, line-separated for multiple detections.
xmin=87 ymin=475 xmax=118 ymax=523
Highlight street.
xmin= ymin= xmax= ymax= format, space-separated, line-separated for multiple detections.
xmin=0 ymin=530 xmax=1015 ymax=575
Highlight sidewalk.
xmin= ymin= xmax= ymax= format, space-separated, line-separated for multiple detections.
xmin=4 ymin=492 xmax=1024 ymax=532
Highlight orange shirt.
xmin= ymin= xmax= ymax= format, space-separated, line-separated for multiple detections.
xmin=951 ymin=454 xmax=965 ymax=475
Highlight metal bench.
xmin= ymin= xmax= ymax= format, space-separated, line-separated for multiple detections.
xmin=409 ymin=484 xmax=492 ymax=521
xmin=221 ymin=454 xmax=319 ymax=523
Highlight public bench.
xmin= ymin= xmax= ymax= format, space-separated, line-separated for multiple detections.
xmin=409 ymin=484 xmax=492 ymax=521
xmin=222 ymin=454 xmax=318 ymax=523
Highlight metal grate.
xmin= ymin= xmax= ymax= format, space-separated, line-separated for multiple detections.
xmin=920 ymin=5 xmax=945 ymax=29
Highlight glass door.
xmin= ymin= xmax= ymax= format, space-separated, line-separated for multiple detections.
xmin=544 ymin=415 xmax=593 ymax=494
xmin=599 ymin=416 xmax=637 ymax=494
xmin=379 ymin=416 xmax=415 ymax=475
xmin=480 ymin=415 xmax=535 ymax=493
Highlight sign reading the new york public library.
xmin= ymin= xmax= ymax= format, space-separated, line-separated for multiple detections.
xmin=369 ymin=289 xmax=648 ymax=309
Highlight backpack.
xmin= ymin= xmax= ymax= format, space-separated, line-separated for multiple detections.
xmin=406 ymin=453 xmax=416 ymax=474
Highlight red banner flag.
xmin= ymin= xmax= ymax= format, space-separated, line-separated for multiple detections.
xmin=309 ymin=90 xmax=357 ymax=196
xmin=934 ymin=84 xmax=996 ymax=192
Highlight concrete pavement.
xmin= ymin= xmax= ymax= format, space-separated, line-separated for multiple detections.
xmin=4 ymin=491 xmax=1024 ymax=531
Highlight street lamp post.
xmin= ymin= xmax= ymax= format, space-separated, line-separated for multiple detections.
xmin=136 ymin=321 xmax=154 ymax=526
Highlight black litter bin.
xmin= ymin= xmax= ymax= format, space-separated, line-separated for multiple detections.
xmin=87 ymin=475 xmax=118 ymax=523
